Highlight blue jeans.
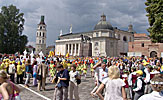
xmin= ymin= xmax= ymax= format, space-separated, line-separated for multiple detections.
xmin=25 ymin=73 xmax=30 ymax=85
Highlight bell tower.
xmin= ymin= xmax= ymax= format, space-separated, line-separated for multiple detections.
xmin=35 ymin=15 xmax=47 ymax=54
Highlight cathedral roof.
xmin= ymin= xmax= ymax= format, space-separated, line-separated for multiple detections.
xmin=94 ymin=14 xmax=113 ymax=30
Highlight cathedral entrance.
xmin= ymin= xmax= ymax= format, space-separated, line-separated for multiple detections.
xmin=150 ymin=51 xmax=157 ymax=58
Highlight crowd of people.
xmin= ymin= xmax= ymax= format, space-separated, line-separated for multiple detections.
xmin=0 ymin=54 xmax=162 ymax=100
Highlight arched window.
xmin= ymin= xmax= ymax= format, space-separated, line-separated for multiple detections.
xmin=129 ymin=37 xmax=132 ymax=42
xmin=40 ymin=26 xmax=42 ymax=30
xmin=123 ymin=36 xmax=127 ymax=42
xmin=96 ymin=33 xmax=99 ymax=37
xmin=40 ymin=32 xmax=41 ymax=36
xmin=42 ymin=40 xmax=44 ymax=44
xmin=95 ymin=47 xmax=98 ymax=50
xmin=43 ymin=32 xmax=45 ymax=37
xmin=141 ymin=43 xmax=144 ymax=47
xmin=95 ymin=42 xmax=99 ymax=46
xmin=109 ymin=33 xmax=113 ymax=37
xmin=118 ymin=34 xmax=120 ymax=39
xmin=39 ymin=40 xmax=41 ymax=44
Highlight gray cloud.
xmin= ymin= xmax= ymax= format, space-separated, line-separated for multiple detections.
xmin=0 ymin=0 xmax=149 ymax=47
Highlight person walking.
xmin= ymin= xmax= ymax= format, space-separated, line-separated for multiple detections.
xmin=53 ymin=64 xmax=69 ymax=100
xmin=37 ymin=60 xmax=48 ymax=91
xmin=25 ymin=60 xmax=32 ymax=87
xmin=69 ymin=64 xmax=80 ymax=100
xmin=33 ymin=61 xmax=38 ymax=86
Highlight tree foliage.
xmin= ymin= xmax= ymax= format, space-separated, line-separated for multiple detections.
xmin=0 ymin=5 xmax=28 ymax=54
xmin=145 ymin=0 xmax=163 ymax=43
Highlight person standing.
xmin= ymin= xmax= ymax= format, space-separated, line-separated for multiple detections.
xmin=138 ymin=74 xmax=163 ymax=100
xmin=83 ymin=61 xmax=87 ymax=79
xmin=17 ymin=61 xmax=23 ymax=84
xmin=90 ymin=59 xmax=94 ymax=77
xmin=95 ymin=65 xmax=127 ymax=100
xmin=53 ymin=64 xmax=69 ymax=100
xmin=49 ymin=61 xmax=56 ymax=82
xmin=69 ymin=64 xmax=80 ymax=100
xmin=133 ymin=70 xmax=145 ymax=100
xmin=8 ymin=61 xmax=15 ymax=83
xmin=37 ymin=60 xmax=48 ymax=91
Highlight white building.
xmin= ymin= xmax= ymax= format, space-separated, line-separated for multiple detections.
xmin=55 ymin=14 xmax=134 ymax=57
xmin=35 ymin=16 xmax=47 ymax=54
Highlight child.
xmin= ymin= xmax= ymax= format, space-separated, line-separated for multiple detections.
xmin=83 ymin=61 xmax=87 ymax=79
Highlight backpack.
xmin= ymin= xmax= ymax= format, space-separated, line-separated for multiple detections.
xmin=76 ymin=71 xmax=81 ymax=85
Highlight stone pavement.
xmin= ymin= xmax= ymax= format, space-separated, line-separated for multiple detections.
xmin=18 ymin=69 xmax=99 ymax=100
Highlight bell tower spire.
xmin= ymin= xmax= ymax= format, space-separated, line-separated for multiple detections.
xmin=35 ymin=15 xmax=47 ymax=54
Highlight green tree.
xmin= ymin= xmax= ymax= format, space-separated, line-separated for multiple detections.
xmin=145 ymin=0 xmax=163 ymax=43
xmin=0 ymin=5 xmax=28 ymax=54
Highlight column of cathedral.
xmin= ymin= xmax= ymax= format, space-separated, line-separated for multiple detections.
xmin=66 ymin=43 xmax=80 ymax=56
xmin=74 ymin=44 xmax=77 ymax=56
xmin=71 ymin=44 xmax=73 ymax=55
xmin=68 ymin=44 xmax=69 ymax=54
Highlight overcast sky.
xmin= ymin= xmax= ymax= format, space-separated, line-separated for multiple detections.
xmin=0 ymin=0 xmax=149 ymax=47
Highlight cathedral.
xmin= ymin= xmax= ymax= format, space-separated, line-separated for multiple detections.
xmin=55 ymin=14 xmax=135 ymax=57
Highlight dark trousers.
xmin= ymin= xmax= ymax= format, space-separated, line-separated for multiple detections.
xmin=10 ymin=74 xmax=15 ymax=83
xmin=134 ymin=91 xmax=144 ymax=100
xmin=17 ymin=74 xmax=23 ymax=84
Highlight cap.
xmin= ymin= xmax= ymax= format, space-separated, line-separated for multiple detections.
xmin=143 ymin=61 xmax=149 ymax=66
xmin=135 ymin=70 xmax=143 ymax=75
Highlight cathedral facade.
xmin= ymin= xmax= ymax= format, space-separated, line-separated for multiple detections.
xmin=55 ymin=14 xmax=134 ymax=57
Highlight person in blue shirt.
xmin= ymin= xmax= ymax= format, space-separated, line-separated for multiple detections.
xmin=24 ymin=60 xmax=32 ymax=87
xmin=53 ymin=64 xmax=69 ymax=100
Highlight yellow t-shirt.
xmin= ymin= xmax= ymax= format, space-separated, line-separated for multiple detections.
xmin=0 ymin=63 xmax=5 ymax=70
xmin=22 ymin=63 xmax=25 ymax=72
xmin=63 ymin=63 xmax=68 ymax=69
xmin=17 ymin=65 xmax=23 ymax=75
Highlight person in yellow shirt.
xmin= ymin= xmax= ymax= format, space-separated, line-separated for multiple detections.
xmin=0 ymin=60 xmax=5 ymax=70
xmin=17 ymin=61 xmax=23 ymax=84
xmin=83 ymin=61 xmax=87 ymax=79
xmin=4 ymin=59 xmax=9 ymax=73
xmin=62 ymin=60 xmax=68 ymax=69
xmin=90 ymin=61 xmax=94 ymax=77
xmin=22 ymin=60 xmax=26 ymax=77
xmin=67 ymin=61 xmax=71 ymax=71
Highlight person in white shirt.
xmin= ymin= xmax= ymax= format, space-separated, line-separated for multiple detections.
xmin=138 ymin=74 xmax=163 ymax=100
xmin=69 ymin=64 xmax=80 ymax=100
xmin=8 ymin=61 xmax=15 ymax=83
xmin=133 ymin=70 xmax=145 ymax=100
xmin=91 ymin=60 xmax=108 ymax=97
xmin=144 ymin=66 xmax=152 ymax=94
xmin=128 ymin=67 xmax=137 ymax=99
xmin=95 ymin=65 xmax=127 ymax=100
